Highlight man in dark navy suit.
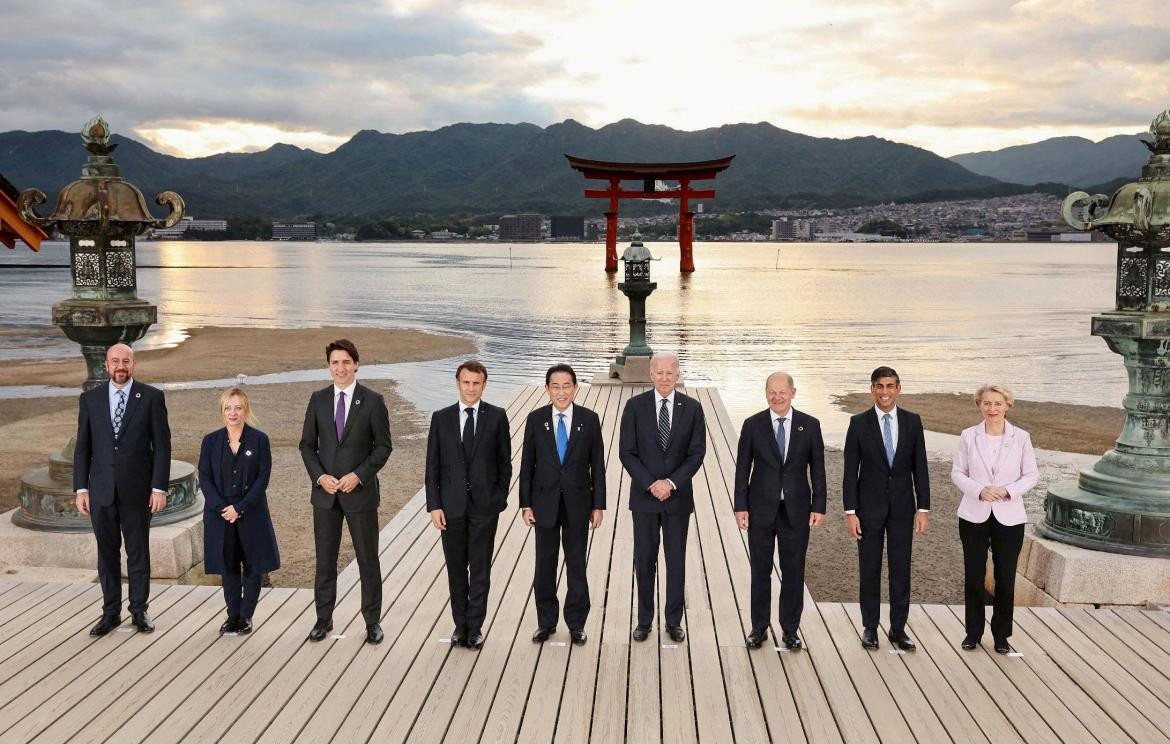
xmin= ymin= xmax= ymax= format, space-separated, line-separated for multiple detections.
xmin=619 ymin=351 xmax=706 ymax=643
xmin=74 ymin=343 xmax=172 ymax=637
xmin=426 ymin=360 xmax=513 ymax=650
xmin=300 ymin=339 xmax=393 ymax=645
xmin=520 ymin=363 xmax=606 ymax=646
xmin=734 ymin=372 xmax=826 ymax=651
xmin=843 ymin=366 xmax=930 ymax=651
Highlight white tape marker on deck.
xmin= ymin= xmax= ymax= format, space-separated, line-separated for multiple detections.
xmin=888 ymin=649 xmax=906 ymax=655
xmin=1007 ymin=652 xmax=1024 ymax=657
xmin=773 ymin=646 xmax=792 ymax=652
xmin=662 ymin=644 xmax=679 ymax=649
xmin=331 ymin=634 xmax=345 ymax=640
xmin=116 ymin=628 xmax=133 ymax=633
xmin=549 ymin=641 xmax=567 ymax=647
xmin=438 ymin=638 xmax=452 ymax=643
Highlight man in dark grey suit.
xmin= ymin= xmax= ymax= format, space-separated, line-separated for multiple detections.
xmin=843 ymin=365 xmax=930 ymax=652
xmin=619 ymin=351 xmax=706 ymax=643
xmin=734 ymin=372 xmax=826 ymax=651
xmin=74 ymin=343 xmax=172 ymax=637
xmin=520 ymin=363 xmax=606 ymax=646
xmin=300 ymin=339 xmax=393 ymax=644
xmin=426 ymin=360 xmax=512 ymax=650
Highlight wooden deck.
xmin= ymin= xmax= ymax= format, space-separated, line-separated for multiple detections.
xmin=1 ymin=383 xmax=1168 ymax=743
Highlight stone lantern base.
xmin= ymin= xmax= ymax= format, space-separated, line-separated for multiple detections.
xmin=609 ymin=354 xmax=652 ymax=382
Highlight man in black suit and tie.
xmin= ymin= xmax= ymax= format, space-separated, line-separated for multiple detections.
xmin=520 ymin=364 xmax=606 ymax=646
xmin=735 ymin=372 xmax=826 ymax=651
xmin=843 ymin=366 xmax=930 ymax=651
xmin=300 ymin=339 xmax=393 ymax=644
xmin=619 ymin=351 xmax=706 ymax=643
xmin=426 ymin=360 xmax=513 ymax=650
xmin=74 ymin=343 xmax=172 ymax=637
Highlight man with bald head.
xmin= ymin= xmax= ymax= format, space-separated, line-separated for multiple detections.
xmin=734 ymin=372 xmax=825 ymax=650
xmin=74 ymin=343 xmax=172 ymax=636
xmin=619 ymin=351 xmax=706 ymax=643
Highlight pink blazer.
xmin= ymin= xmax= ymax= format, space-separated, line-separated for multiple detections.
xmin=951 ymin=420 xmax=1037 ymax=526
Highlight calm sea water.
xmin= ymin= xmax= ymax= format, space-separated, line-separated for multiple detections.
xmin=0 ymin=240 xmax=1121 ymax=436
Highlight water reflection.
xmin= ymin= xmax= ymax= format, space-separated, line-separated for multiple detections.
xmin=0 ymin=240 xmax=1119 ymax=430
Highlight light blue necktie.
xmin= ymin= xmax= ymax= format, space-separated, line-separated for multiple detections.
xmin=775 ymin=417 xmax=786 ymax=466
xmin=556 ymin=413 xmax=568 ymax=463
xmin=882 ymin=413 xmax=895 ymax=466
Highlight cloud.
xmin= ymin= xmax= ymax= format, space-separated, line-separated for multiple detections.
xmin=0 ymin=0 xmax=1166 ymax=156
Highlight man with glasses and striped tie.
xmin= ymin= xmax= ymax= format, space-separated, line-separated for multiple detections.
xmin=520 ymin=364 xmax=606 ymax=646
xmin=619 ymin=351 xmax=707 ymax=644
xmin=74 ymin=343 xmax=172 ymax=637
xmin=842 ymin=366 xmax=931 ymax=652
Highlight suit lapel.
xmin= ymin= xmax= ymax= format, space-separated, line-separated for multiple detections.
xmin=117 ymin=381 xmax=142 ymax=434
xmin=893 ymin=408 xmax=911 ymax=467
xmin=541 ymin=405 xmax=560 ymax=462
xmin=991 ymin=421 xmax=1015 ymax=476
xmin=561 ymin=407 xmax=585 ymax=465
xmin=973 ymin=424 xmax=993 ymax=476
xmin=866 ymin=408 xmax=887 ymax=468
xmin=469 ymin=404 xmax=488 ymax=460
xmin=339 ymin=384 xmax=364 ymax=444
xmin=782 ymin=411 xmax=804 ymax=470
xmin=93 ymin=386 xmax=114 ymax=436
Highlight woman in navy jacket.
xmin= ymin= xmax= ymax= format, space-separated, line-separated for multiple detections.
xmin=200 ymin=387 xmax=280 ymax=633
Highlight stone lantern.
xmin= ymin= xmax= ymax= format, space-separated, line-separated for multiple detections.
xmin=609 ymin=234 xmax=658 ymax=382
xmin=1043 ymin=108 xmax=1170 ymax=556
xmin=13 ymin=116 xmax=201 ymax=531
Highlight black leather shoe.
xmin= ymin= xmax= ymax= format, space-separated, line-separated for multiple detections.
xmin=745 ymin=628 xmax=768 ymax=649
xmin=632 ymin=624 xmax=651 ymax=642
xmin=366 ymin=624 xmax=384 ymax=644
xmin=961 ymin=637 xmax=978 ymax=650
xmin=131 ymin=612 xmax=155 ymax=633
xmin=89 ymin=615 xmax=121 ymax=637
xmin=532 ymin=626 xmax=555 ymax=643
xmin=451 ymin=627 xmax=468 ymax=646
xmin=666 ymin=625 xmax=686 ymax=643
xmin=861 ymin=627 xmax=880 ymax=650
xmin=570 ymin=629 xmax=587 ymax=646
xmin=308 ymin=620 xmax=333 ymax=642
xmin=466 ymin=631 xmax=484 ymax=650
xmin=888 ymin=629 xmax=916 ymax=651
xmin=237 ymin=618 xmax=253 ymax=635
xmin=220 ymin=616 xmax=240 ymax=634
xmin=782 ymin=632 xmax=803 ymax=651
xmin=994 ymin=638 xmax=1011 ymax=654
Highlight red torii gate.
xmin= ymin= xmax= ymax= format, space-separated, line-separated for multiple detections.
xmin=565 ymin=155 xmax=734 ymax=273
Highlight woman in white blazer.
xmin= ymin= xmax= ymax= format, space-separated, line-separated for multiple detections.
xmin=951 ymin=384 xmax=1038 ymax=653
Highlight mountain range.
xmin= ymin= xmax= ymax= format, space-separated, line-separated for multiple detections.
xmin=949 ymin=133 xmax=1148 ymax=186
xmin=0 ymin=120 xmax=1148 ymax=220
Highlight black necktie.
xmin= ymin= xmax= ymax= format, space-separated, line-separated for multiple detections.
xmin=462 ymin=407 xmax=475 ymax=459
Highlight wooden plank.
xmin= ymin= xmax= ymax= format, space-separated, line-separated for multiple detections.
xmin=116 ymin=588 xmax=307 ymax=742
xmin=946 ymin=605 xmax=1128 ymax=744
xmin=0 ymin=583 xmax=101 ymax=667
xmin=1070 ymin=608 xmax=1170 ymax=693
xmin=0 ymin=583 xmax=62 ymax=630
xmin=0 ymin=581 xmax=45 ymax=613
xmin=927 ymin=604 xmax=1092 ymax=744
xmin=1030 ymin=607 xmax=1170 ymax=736
xmin=905 ymin=604 xmax=1023 ymax=743
xmin=44 ymin=588 xmax=292 ymax=743
xmin=844 ymin=603 xmax=981 ymax=744
xmin=0 ymin=582 xmax=86 ymax=637
xmin=1010 ymin=608 xmax=1165 ymax=743
xmin=1113 ymin=607 xmax=1170 ymax=656
xmin=1142 ymin=609 xmax=1170 ymax=634
xmin=0 ymin=585 xmax=219 ymax=742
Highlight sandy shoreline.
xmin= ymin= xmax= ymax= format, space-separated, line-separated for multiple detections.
xmin=0 ymin=325 xmax=475 ymax=588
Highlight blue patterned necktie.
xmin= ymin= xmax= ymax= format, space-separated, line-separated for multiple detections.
xmin=775 ymin=417 xmax=786 ymax=466
xmin=658 ymin=397 xmax=671 ymax=452
xmin=882 ymin=413 xmax=895 ymax=466
xmin=113 ymin=389 xmax=126 ymax=439
xmin=556 ymin=413 xmax=568 ymax=463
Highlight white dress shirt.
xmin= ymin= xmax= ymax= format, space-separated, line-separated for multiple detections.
xmin=770 ymin=408 xmax=792 ymax=500
xmin=552 ymin=403 xmax=573 ymax=438
xmin=459 ymin=399 xmax=482 ymax=435
xmin=333 ymin=381 xmax=357 ymax=427
xmin=656 ymin=390 xmax=676 ymax=429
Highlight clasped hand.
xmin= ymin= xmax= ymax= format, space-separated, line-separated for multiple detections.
xmin=649 ymin=479 xmax=673 ymax=501
xmin=320 ymin=472 xmax=361 ymax=494
xmin=979 ymin=485 xmax=1010 ymax=502
xmin=221 ymin=505 xmax=240 ymax=523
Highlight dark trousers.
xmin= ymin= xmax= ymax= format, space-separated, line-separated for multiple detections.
xmin=90 ymin=488 xmax=152 ymax=616
xmin=858 ymin=513 xmax=914 ymax=633
xmin=960 ymin=515 xmax=1025 ymax=641
xmin=748 ymin=507 xmax=810 ymax=633
xmin=534 ymin=497 xmax=590 ymax=631
xmin=441 ymin=511 xmax=499 ymax=634
xmin=632 ymin=511 xmax=690 ymax=627
xmin=313 ymin=502 xmax=382 ymax=625
xmin=222 ymin=521 xmax=262 ymax=620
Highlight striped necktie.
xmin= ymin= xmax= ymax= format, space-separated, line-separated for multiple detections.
xmin=658 ymin=397 xmax=671 ymax=452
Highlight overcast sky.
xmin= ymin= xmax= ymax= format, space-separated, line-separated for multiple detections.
xmin=2 ymin=0 xmax=1165 ymax=158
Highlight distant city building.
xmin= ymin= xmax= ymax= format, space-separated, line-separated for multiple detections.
xmin=430 ymin=229 xmax=456 ymax=240
xmin=498 ymin=213 xmax=543 ymax=241
xmin=772 ymin=217 xmax=815 ymax=241
xmin=152 ymin=216 xmax=227 ymax=239
xmin=271 ymin=222 xmax=316 ymax=241
xmin=550 ymin=215 xmax=585 ymax=240
xmin=585 ymin=222 xmax=602 ymax=241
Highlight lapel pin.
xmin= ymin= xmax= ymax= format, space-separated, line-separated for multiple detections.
xmin=544 ymin=421 xmax=550 ymax=431
xmin=577 ymin=424 xmax=582 ymax=432
xmin=798 ymin=426 xmax=804 ymax=431
xmin=355 ymin=399 xmax=361 ymax=406
xmin=135 ymin=392 xmax=141 ymax=398
xmin=245 ymin=450 xmax=252 ymax=457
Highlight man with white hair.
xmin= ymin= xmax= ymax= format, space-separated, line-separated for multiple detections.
xmin=619 ymin=351 xmax=706 ymax=643
xmin=74 ymin=343 xmax=172 ymax=637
